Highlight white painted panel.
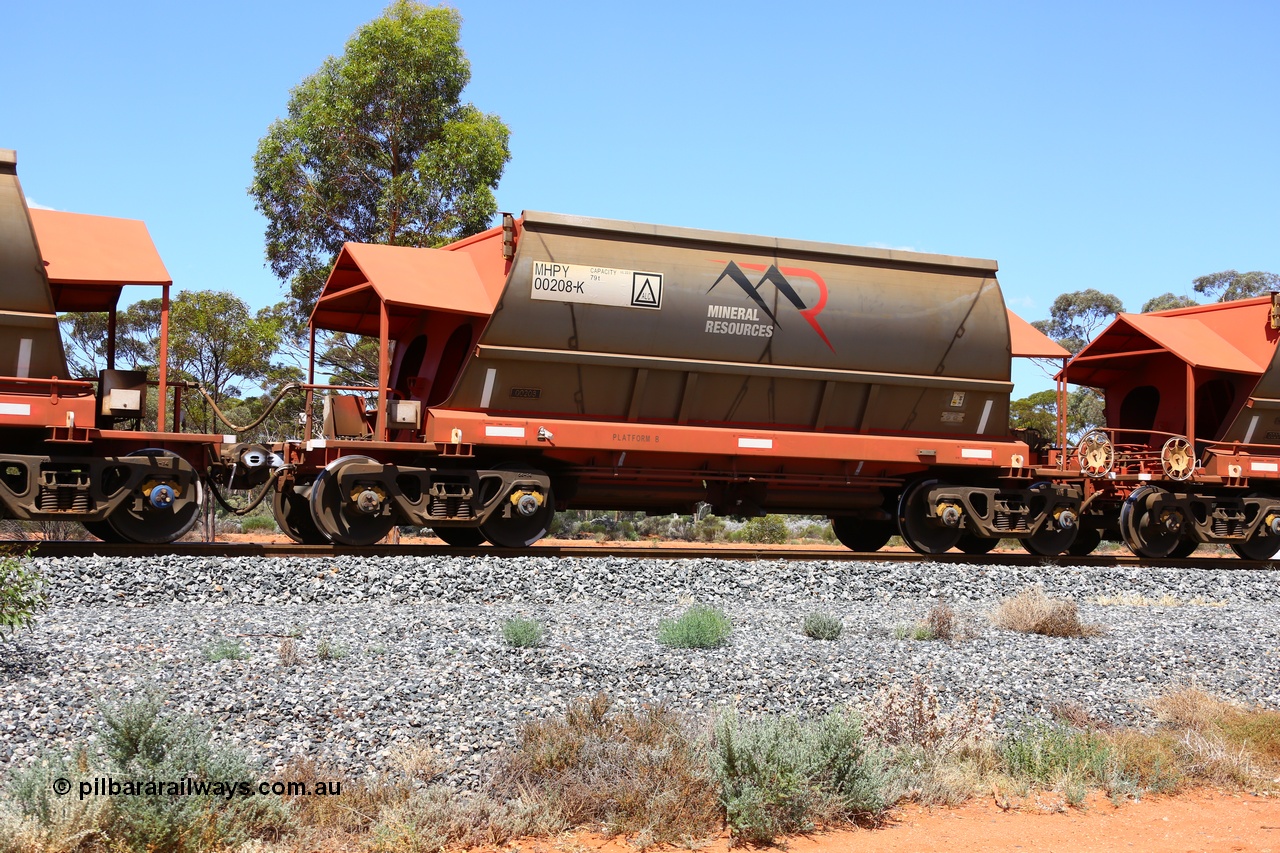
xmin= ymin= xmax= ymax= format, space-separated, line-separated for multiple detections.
xmin=16 ymin=339 xmax=31 ymax=378
xmin=1245 ymin=415 xmax=1260 ymax=444
xmin=480 ymin=368 xmax=496 ymax=408
xmin=976 ymin=399 xmax=993 ymax=434
xmin=960 ymin=448 xmax=993 ymax=459
xmin=1251 ymin=462 xmax=1279 ymax=472
xmin=0 ymin=403 xmax=31 ymax=416
xmin=738 ymin=437 xmax=773 ymax=449
xmin=485 ymin=425 xmax=525 ymax=438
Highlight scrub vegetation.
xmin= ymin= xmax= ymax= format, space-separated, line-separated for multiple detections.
xmin=5 ymin=684 xmax=1277 ymax=852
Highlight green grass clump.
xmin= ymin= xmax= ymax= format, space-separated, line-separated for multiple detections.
xmin=739 ymin=515 xmax=789 ymax=544
xmin=316 ymin=639 xmax=349 ymax=661
xmin=713 ymin=710 xmax=887 ymax=844
xmin=203 ymin=638 xmax=247 ymax=661
xmin=658 ymin=605 xmax=732 ymax=649
xmin=502 ymin=617 xmax=545 ymax=648
xmin=802 ymin=612 xmax=843 ymax=641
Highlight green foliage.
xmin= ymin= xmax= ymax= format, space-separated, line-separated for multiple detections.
xmin=741 ymin=514 xmax=789 ymax=544
xmin=1000 ymin=722 xmax=1122 ymax=802
xmin=0 ymin=554 xmax=45 ymax=640
xmin=658 ymin=605 xmax=732 ymax=649
xmin=1009 ymin=387 xmax=1104 ymax=444
xmin=1031 ymin=289 xmax=1124 ymax=355
xmin=168 ymin=291 xmax=288 ymax=434
xmin=239 ymin=515 xmax=279 ymax=534
xmin=250 ymin=0 xmax=511 ymax=325
xmin=802 ymin=612 xmax=843 ymax=641
xmin=203 ymin=638 xmax=247 ymax=661
xmin=1193 ymin=269 xmax=1280 ymax=302
xmin=502 ymin=617 xmax=545 ymax=648
xmin=316 ymin=639 xmax=349 ymax=660
xmin=6 ymin=695 xmax=287 ymax=852
xmin=1141 ymin=292 xmax=1198 ymax=312
xmin=712 ymin=711 xmax=887 ymax=844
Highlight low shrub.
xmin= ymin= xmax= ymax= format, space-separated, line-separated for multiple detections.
xmin=4 ymin=695 xmax=287 ymax=853
xmin=0 ymin=553 xmax=45 ymax=639
xmin=658 ymin=604 xmax=732 ymax=649
xmin=863 ymin=675 xmax=998 ymax=758
xmin=802 ymin=611 xmax=843 ymax=641
xmin=203 ymin=638 xmax=247 ymax=661
xmin=502 ymin=617 xmax=545 ymax=648
xmin=239 ymin=515 xmax=279 ymax=534
xmin=317 ymin=638 xmax=349 ymax=660
xmin=712 ymin=710 xmax=888 ymax=844
xmin=740 ymin=515 xmax=789 ymax=544
xmin=991 ymin=586 xmax=1105 ymax=637
xmin=496 ymin=693 xmax=719 ymax=845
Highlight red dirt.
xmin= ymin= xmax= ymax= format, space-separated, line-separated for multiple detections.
xmin=502 ymin=790 xmax=1279 ymax=853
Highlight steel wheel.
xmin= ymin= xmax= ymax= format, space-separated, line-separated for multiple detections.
xmin=480 ymin=467 xmax=555 ymax=548
xmin=309 ymin=456 xmax=396 ymax=546
xmin=956 ymin=534 xmax=999 ymax=555
xmin=830 ymin=517 xmax=894 ymax=552
xmin=82 ymin=519 xmax=126 ymax=543
xmin=272 ymin=483 xmax=328 ymax=544
xmin=1066 ymin=528 xmax=1102 ymax=556
xmin=897 ymin=479 xmax=961 ymax=555
xmin=1169 ymin=539 xmax=1200 ymax=559
xmin=1020 ymin=483 xmax=1079 ymax=556
xmin=1231 ymin=536 xmax=1278 ymax=560
xmin=1118 ymin=485 xmax=1182 ymax=559
xmin=432 ymin=526 xmax=487 ymax=547
xmin=106 ymin=449 xmax=203 ymax=544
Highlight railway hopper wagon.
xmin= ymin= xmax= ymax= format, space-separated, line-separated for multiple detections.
xmin=246 ymin=212 xmax=1079 ymax=553
xmin=1062 ymin=297 xmax=1280 ymax=559
xmin=0 ymin=150 xmax=221 ymax=543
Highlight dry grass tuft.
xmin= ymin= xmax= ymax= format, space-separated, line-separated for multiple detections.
xmin=991 ymin=586 xmax=1105 ymax=637
xmin=496 ymin=693 xmax=721 ymax=845
xmin=278 ymin=638 xmax=303 ymax=667
xmin=1151 ymin=686 xmax=1227 ymax=732
xmin=863 ymin=674 xmax=998 ymax=757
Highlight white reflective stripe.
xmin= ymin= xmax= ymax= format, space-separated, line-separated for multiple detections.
xmin=738 ymin=437 xmax=772 ymax=449
xmin=480 ymin=368 xmax=496 ymax=408
xmin=485 ymin=425 xmax=525 ymax=438
xmin=960 ymin=448 xmax=993 ymax=459
xmin=305 ymin=439 xmax=328 ymax=450
xmin=1251 ymin=462 xmax=1279 ymax=472
xmin=0 ymin=403 xmax=31 ymax=416
xmin=1245 ymin=415 xmax=1260 ymax=444
xmin=16 ymin=339 xmax=31 ymax=378
xmin=1138 ymin=473 xmax=1152 ymax=481
xmin=976 ymin=399 xmax=993 ymax=435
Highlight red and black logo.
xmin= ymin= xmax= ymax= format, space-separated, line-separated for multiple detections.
xmin=708 ymin=260 xmax=833 ymax=351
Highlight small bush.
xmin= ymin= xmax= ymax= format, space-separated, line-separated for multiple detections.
xmin=0 ymin=554 xmax=45 ymax=639
xmin=317 ymin=638 xmax=349 ymax=660
xmin=502 ymin=617 xmax=545 ymax=648
xmin=740 ymin=515 xmax=789 ymax=544
xmin=5 ymin=695 xmax=287 ymax=853
xmin=278 ymin=638 xmax=302 ymax=666
xmin=203 ymin=638 xmax=247 ymax=661
xmin=239 ymin=515 xmax=279 ymax=534
xmin=712 ymin=710 xmax=887 ymax=844
xmin=895 ymin=602 xmax=961 ymax=642
xmin=991 ymin=586 xmax=1105 ymax=637
xmin=658 ymin=604 xmax=732 ymax=649
xmin=863 ymin=675 xmax=997 ymax=758
xmin=497 ymin=693 xmax=720 ymax=845
xmin=802 ymin=612 xmax=843 ymax=641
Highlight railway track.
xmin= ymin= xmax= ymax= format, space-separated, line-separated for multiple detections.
xmin=9 ymin=539 xmax=1277 ymax=569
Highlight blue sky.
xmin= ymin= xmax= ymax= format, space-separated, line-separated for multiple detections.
xmin=6 ymin=1 xmax=1278 ymax=396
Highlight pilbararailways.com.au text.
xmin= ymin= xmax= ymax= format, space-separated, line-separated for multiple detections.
xmin=54 ymin=776 xmax=343 ymax=801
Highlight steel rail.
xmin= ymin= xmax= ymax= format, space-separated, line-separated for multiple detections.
xmin=9 ymin=540 xmax=1277 ymax=569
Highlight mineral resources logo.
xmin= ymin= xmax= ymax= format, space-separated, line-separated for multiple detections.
xmin=705 ymin=260 xmax=834 ymax=351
